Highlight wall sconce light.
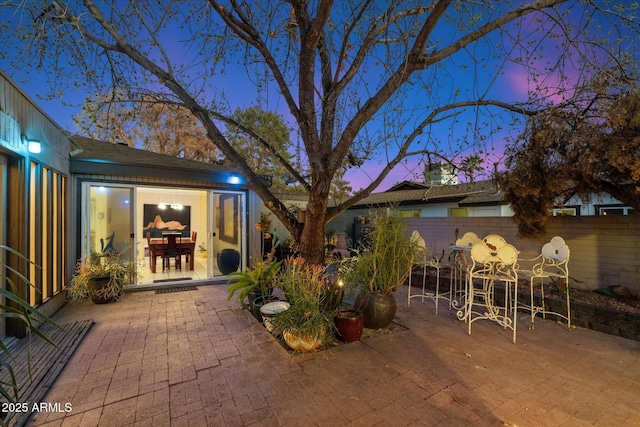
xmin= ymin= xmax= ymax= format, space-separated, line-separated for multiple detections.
xmin=26 ymin=138 xmax=42 ymax=154
xmin=228 ymin=175 xmax=240 ymax=184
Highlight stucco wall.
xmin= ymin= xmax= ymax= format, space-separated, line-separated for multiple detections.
xmin=403 ymin=216 xmax=640 ymax=296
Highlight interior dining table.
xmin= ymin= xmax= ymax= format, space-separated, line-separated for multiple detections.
xmin=147 ymin=234 xmax=196 ymax=273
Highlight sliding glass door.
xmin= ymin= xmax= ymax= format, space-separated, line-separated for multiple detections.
xmin=81 ymin=184 xmax=246 ymax=284
xmin=82 ymin=184 xmax=135 ymax=281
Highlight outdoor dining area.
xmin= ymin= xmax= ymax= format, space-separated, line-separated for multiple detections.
xmin=408 ymin=231 xmax=571 ymax=343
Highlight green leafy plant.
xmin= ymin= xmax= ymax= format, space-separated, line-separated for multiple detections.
xmin=269 ymin=257 xmax=337 ymax=346
xmin=0 ymin=245 xmax=60 ymax=409
xmin=198 ymin=243 xmax=207 ymax=253
xmin=343 ymin=210 xmax=416 ymax=296
xmin=226 ymin=257 xmax=283 ymax=308
xmin=67 ymin=252 xmax=133 ymax=302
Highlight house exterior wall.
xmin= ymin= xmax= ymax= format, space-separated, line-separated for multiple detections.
xmin=2 ymin=72 xmax=263 ymax=333
xmin=247 ymin=191 xmax=263 ymax=265
xmin=404 ymin=216 xmax=640 ymax=296
xmin=325 ymin=207 xmax=375 ymax=249
xmin=0 ymin=71 xmax=71 ymax=332
xmin=559 ymin=193 xmax=629 ymax=216
xmin=420 ymin=204 xmax=452 ymax=217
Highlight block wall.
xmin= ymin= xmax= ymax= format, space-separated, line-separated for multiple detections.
xmin=404 ymin=216 xmax=640 ymax=296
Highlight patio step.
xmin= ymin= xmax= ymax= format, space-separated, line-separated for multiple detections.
xmin=0 ymin=319 xmax=94 ymax=426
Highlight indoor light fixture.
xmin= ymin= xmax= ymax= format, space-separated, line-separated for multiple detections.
xmin=157 ymin=202 xmax=183 ymax=210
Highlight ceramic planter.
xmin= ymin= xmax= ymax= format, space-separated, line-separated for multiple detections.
xmin=356 ymin=292 xmax=397 ymax=329
xmin=282 ymin=331 xmax=322 ymax=352
xmin=250 ymin=293 xmax=278 ymax=321
xmin=217 ymin=248 xmax=240 ymax=275
xmin=334 ymin=310 xmax=364 ymax=343
xmin=260 ymin=301 xmax=290 ymax=333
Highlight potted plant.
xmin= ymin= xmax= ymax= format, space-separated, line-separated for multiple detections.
xmin=344 ymin=210 xmax=416 ymax=329
xmin=226 ymin=257 xmax=283 ymax=319
xmin=67 ymin=252 xmax=133 ymax=304
xmin=269 ymin=257 xmax=337 ymax=352
xmin=334 ymin=309 xmax=364 ymax=343
xmin=332 ymin=260 xmax=364 ymax=342
xmin=256 ymin=212 xmax=272 ymax=232
xmin=288 ymin=205 xmax=306 ymax=224
xmin=198 ymin=243 xmax=207 ymax=258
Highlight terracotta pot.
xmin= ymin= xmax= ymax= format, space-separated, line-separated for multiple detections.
xmin=283 ymin=331 xmax=322 ymax=353
xmin=356 ymin=292 xmax=397 ymax=329
xmin=334 ymin=310 xmax=364 ymax=343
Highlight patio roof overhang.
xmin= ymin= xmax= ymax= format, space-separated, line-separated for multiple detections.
xmin=69 ymin=135 xmax=246 ymax=187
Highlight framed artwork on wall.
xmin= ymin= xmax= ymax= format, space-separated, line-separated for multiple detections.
xmin=143 ymin=204 xmax=191 ymax=238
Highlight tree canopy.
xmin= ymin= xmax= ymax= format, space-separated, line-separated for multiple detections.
xmin=1 ymin=0 xmax=638 ymax=263
xmin=225 ymin=106 xmax=295 ymax=191
xmin=75 ymin=91 xmax=220 ymax=163
xmin=496 ymin=72 xmax=640 ymax=236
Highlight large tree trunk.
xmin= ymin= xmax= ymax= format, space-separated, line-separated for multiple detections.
xmin=298 ymin=181 xmax=331 ymax=265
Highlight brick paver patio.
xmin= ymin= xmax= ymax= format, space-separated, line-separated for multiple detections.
xmin=27 ymin=283 xmax=640 ymax=426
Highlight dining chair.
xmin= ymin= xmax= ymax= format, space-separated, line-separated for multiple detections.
xmin=517 ymin=236 xmax=571 ymax=328
xmin=456 ymin=232 xmax=481 ymax=247
xmin=161 ymin=233 xmax=181 ymax=271
xmin=185 ymin=231 xmax=197 ymax=265
xmin=466 ymin=236 xmax=519 ymax=343
xmin=407 ymin=231 xmax=452 ymax=315
xmin=448 ymin=232 xmax=481 ymax=310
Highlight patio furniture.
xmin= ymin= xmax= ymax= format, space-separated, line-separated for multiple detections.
xmin=449 ymin=232 xmax=482 ymax=313
xmin=518 ymin=236 xmax=571 ymax=328
xmin=456 ymin=232 xmax=482 ymax=248
xmin=458 ymin=235 xmax=519 ymax=343
xmin=407 ymin=231 xmax=452 ymax=315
